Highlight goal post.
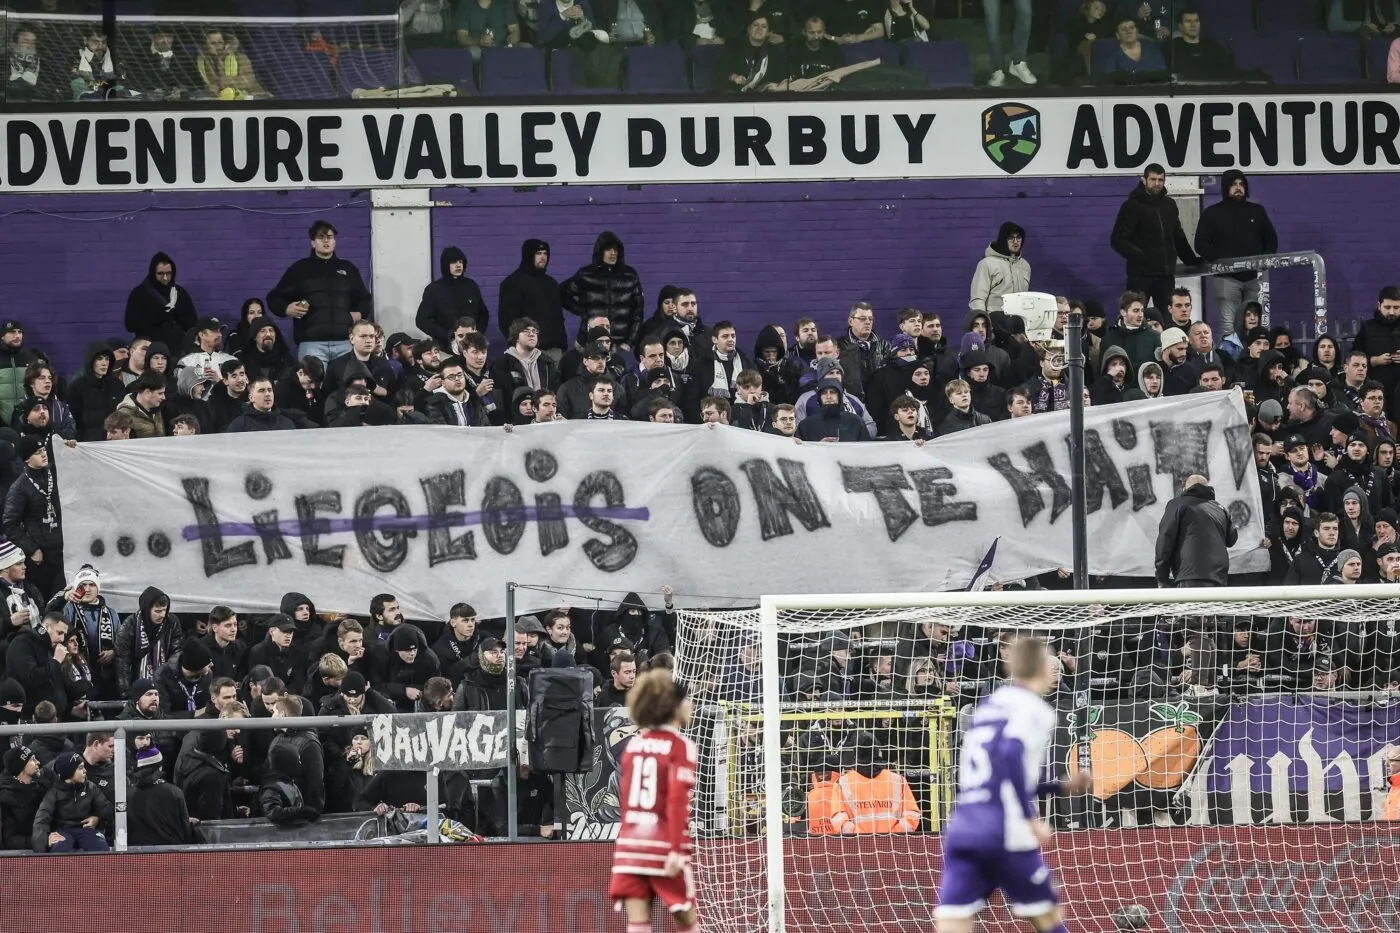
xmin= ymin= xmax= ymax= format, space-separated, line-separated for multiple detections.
xmin=677 ymin=583 xmax=1400 ymax=933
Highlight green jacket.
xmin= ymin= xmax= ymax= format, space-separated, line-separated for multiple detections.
xmin=0 ymin=345 xmax=30 ymax=426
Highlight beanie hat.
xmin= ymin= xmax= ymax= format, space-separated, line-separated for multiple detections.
xmin=1377 ymin=508 xmax=1399 ymax=529
xmin=1257 ymin=399 xmax=1284 ymax=425
xmin=70 ymin=564 xmax=100 ymax=591
xmin=889 ymin=333 xmax=917 ymax=355
xmin=15 ymin=435 xmax=44 ymax=462
xmin=1281 ymin=506 xmax=1306 ymax=527
xmin=0 ymin=538 xmax=24 ymax=572
xmin=0 ymin=677 xmax=26 ymax=708
xmin=178 ymin=637 xmax=212 ymax=673
xmin=1348 ymin=431 xmax=1372 ymax=450
xmin=269 ymin=741 xmax=302 ymax=774
xmin=55 ymin=751 xmax=84 ymax=782
xmin=957 ymin=332 xmax=984 ymax=360
xmin=4 ymin=745 xmax=34 ymax=777
xmin=340 ymin=672 xmax=367 ymax=697
xmin=1332 ymin=411 xmax=1360 ymax=435
xmin=1343 ymin=488 xmax=1364 ymax=506
xmin=1337 ymin=548 xmax=1361 ymax=567
xmin=129 ymin=677 xmax=157 ymax=702
xmin=388 ymin=625 xmax=418 ymax=652
xmin=135 ymin=746 xmax=163 ymax=769
xmin=812 ymin=358 xmax=844 ymax=380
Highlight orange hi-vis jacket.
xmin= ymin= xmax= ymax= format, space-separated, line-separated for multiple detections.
xmin=807 ymin=775 xmax=841 ymax=835
xmin=828 ymin=768 xmax=921 ymax=834
xmin=1384 ymin=773 xmax=1400 ymax=821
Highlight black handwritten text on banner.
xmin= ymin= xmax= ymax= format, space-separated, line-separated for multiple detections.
xmin=2 ymin=95 xmax=1398 ymax=192
xmin=55 ymin=393 xmax=1265 ymax=618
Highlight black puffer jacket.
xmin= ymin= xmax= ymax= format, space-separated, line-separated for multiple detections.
xmin=1110 ymin=180 xmax=1201 ymax=277
xmin=561 ymin=231 xmax=644 ymax=348
xmin=415 ymin=246 xmax=488 ymax=345
xmin=2 ymin=466 xmax=62 ymax=557
xmin=1154 ymin=483 xmax=1238 ymax=586
xmin=499 ymin=239 xmax=568 ymax=352
xmin=1 ymin=625 xmax=67 ymax=718
xmin=226 ymin=404 xmax=319 ymax=433
xmin=32 ymin=778 xmax=111 ymax=851
xmin=124 ymin=251 xmax=198 ymax=350
xmin=236 ymin=323 xmax=298 ymax=383
xmin=1193 ymin=169 xmax=1278 ymax=281
xmin=267 ymin=251 xmax=373 ymax=343
xmin=0 ymin=771 xmax=45 ymax=850
xmin=67 ymin=343 xmax=125 ymax=441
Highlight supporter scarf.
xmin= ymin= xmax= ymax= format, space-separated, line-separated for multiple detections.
xmin=63 ymin=596 xmax=117 ymax=661
xmin=10 ymin=51 xmax=38 ymax=86
xmin=1029 ymin=376 xmax=1068 ymax=414
xmin=1362 ymin=413 xmax=1393 ymax=442
xmin=709 ymin=351 xmax=746 ymax=399
xmin=1284 ymin=464 xmax=1321 ymax=508
xmin=667 ymin=348 xmax=690 ymax=372
xmin=77 ymin=46 xmax=115 ymax=79
xmin=136 ymin=615 xmax=172 ymax=683
xmin=197 ymin=51 xmax=238 ymax=86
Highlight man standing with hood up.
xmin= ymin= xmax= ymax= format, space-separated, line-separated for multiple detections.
xmin=124 ymin=252 xmax=198 ymax=352
xmin=561 ymin=230 xmax=645 ymax=352
xmin=969 ymin=222 xmax=1031 ymax=317
xmin=416 ymin=245 xmax=488 ymax=345
xmin=1110 ymin=163 xmax=1201 ymax=321
xmin=499 ymin=239 xmax=567 ymax=361
xmin=1194 ymin=169 xmax=1278 ymax=337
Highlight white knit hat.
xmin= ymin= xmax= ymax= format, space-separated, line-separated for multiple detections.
xmin=0 ymin=539 xmax=24 ymax=572
xmin=70 ymin=564 xmax=101 ymax=590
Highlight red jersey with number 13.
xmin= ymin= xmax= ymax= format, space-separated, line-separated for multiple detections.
xmin=612 ymin=725 xmax=697 ymax=876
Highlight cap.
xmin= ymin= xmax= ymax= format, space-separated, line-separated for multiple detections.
xmin=387 ymin=332 xmax=413 ymax=352
xmin=515 ymin=615 xmax=546 ymax=635
xmin=479 ymin=636 xmax=504 ymax=653
xmin=1 ymin=320 xmax=23 ymax=335
xmin=195 ymin=316 xmax=224 ymax=333
xmin=583 ymin=341 xmax=609 ymax=360
xmin=1284 ymin=434 xmax=1308 ymax=451
xmin=1257 ymin=399 xmax=1284 ymax=424
xmin=268 ymin=613 xmax=297 ymax=633
xmin=340 ymin=671 xmax=367 ymax=696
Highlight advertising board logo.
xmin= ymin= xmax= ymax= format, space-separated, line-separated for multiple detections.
xmin=982 ymin=102 xmax=1040 ymax=175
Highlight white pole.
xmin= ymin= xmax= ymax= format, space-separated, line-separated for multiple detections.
xmin=759 ymin=595 xmax=785 ymax=933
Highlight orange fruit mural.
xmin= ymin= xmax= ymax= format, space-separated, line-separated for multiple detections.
xmin=1065 ymin=702 xmax=1206 ymax=798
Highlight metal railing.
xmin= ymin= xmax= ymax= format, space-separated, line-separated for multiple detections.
xmin=1180 ymin=250 xmax=1328 ymax=337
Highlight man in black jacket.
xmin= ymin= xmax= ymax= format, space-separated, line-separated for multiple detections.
xmin=1351 ymin=286 xmax=1400 ymax=408
xmin=127 ymin=745 xmax=199 ymax=847
xmin=3 ymin=612 xmax=70 ymax=717
xmin=561 ymin=231 xmax=644 ymax=351
xmin=227 ymin=377 xmax=320 ymax=433
xmin=499 ymin=239 xmax=567 ymax=360
xmin=1110 ymin=164 xmax=1201 ymax=322
xmin=416 ymin=246 xmax=488 ymax=346
xmin=0 ymin=745 xmax=45 ymax=850
xmin=124 ymin=251 xmax=198 ymax=352
xmin=1155 ymin=475 xmax=1238 ymax=587
xmin=268 ymin=694 xmax=326 ymax=817
xmin=268 ymin=219 xmax=373 ymax=365
xmin=1194 ymin=169 xmax=1278 ymax=337
xmin=3 ymin=436 xmax=62 ymax=600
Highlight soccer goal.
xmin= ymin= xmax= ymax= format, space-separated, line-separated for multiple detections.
xmin=674 ymin=584 xmax=1400 ymax=933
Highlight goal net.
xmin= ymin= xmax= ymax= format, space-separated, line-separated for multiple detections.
xmin=3 ymin=9 xmax=408 ymax=103
xmin=675 ymin=585 xmax=1400 ymax=933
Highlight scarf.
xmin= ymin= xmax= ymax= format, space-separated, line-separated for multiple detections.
xmin=903 ymin=390 xmax=933 ymax=432
xmin=197 ymin=51 xmax=238 ymax=85
xmin=1284 ymin=464 xmax=1321 ymax=508
xmin=738 ymin=45 xmax=770 ymax=91
xmin=25 ymin=467 xmax=57 ymax=532
xmin=586 ymin=409 xmax=618 ymax=420
xmin=709 ymin=351 xmax=746 ymax=399
xmin=136 ymin=615 xmax=172 ymax=682
xmin=1029 ymin=376 xmax=1069 ymax=414
xmin=667 ymin=348 xmax=690 ymax=372
xmin=63 ymin=596 xmax=117 ymax=660
xmin=10 ymin=50 xmax=38 ymax=86
xmin=77 ymin=46 xmax=115 ymax=80
xmin=5 ymin=580 xmax=39 ymax=631
xmin=1362 ymin=413 xmax=1394 ymax=442
xmin=506 ymin=346 xmax=543 ymax=390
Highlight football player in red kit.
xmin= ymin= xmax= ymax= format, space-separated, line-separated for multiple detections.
xmin=610 ymin=669 xmax=700 ymax=933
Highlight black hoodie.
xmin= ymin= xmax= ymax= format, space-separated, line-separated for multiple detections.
xmin=124 ymin=251 xmax=198 ymax=351
xmin=752 ymin=325 xmax=801 ymax=404
xmin=416 ymin=246 xmax=488 ymax=346
xmin=499 ymin=238 xmax=567 ymax=353
xmin=67 ymin=343 xmax=125 ymax=441
xmin=115 ymin=585 xmax=185 ymax=697
xmin=1110 ymin=180 xmax=1201 ymax=277
xmin=128 ymin=764 xmax=198 ymax=847
xmin=561 ymin=231 xmax=645 ymax=348
xmin=237 ymin=321 xmax=297 ymax=384
xmin=1194 ymin=170 xmax=1278 ymax=282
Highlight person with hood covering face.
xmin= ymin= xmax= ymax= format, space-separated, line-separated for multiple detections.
xmin=237 ymin=318 xmax=296 ymax=383
xmin=371 ymin=624 xmax=441 ymax=713
xmin=593 ymin=590 xmax=675 ymax=671
xmin=752 ymin=324 xmax=801 ymax=404
xmin=499 ymin=239 xmax=567 ymax=357
xmin=114 ymin=586 xmax=183 ymax=698
xmin=968 ymin=222 xmax=1031 ymax=316
xmin=561 ymin=230 xmax=645 ymax=350
xmin=1091 ymin=345 xmax=1133 ymax=406
xmin=67 ymin=343 xmax=125 ymax=441
xmin=416 ymin=246 xmax=488 ymax=346
xmin=1110 ymin=164 xmax=1201 ymax=320
xmin=124 ymin=251 xmax=198 ymax=351
xmin=797 ymin=379 xmax=871 ymax=443
xmin=1193 ymin=169 xmax=1278 ymax=337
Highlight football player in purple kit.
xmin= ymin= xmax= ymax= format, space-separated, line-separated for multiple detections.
xmin=936 ymin=636 xmax=1093 ymax=933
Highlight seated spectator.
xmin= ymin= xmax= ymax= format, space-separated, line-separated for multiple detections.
xmin=237 ymin=320 xmax=296 ymax=385
xmin=456 ymin=0 xmax=523 ymax=51
xmin=0 ymin=746 xmax=45 ymax=850
xmin=595 ymin=0 xmax=666 ymax=44
xmin=401 ymin=0 xmax=454 ymax=48
xmin=1117 ymin=0 xmax=1172 ymax=42
xmin=1329 ymin=0 xmax=1399 ymax=36
xmin=1170 ymin=7 xmax=1235 ymax=81
xmin=539 ymin=0 xmax=627 ymax=86
xmin=1062 ymin=0 xmax=1110 ymax=78
xmin=668 ymin=0 xmax=727 ymax=47
xmin=797 ymin=379 xmax=868 ymax=442
xmin=786 ymin=15 xmax=845 ymax=79
xmin=32 ymin=751 xmax=111 ymax=852
xmin=259 ymin=742 xmax=321 ymax=826
xmin=1108 ymin=18 xmax=1166 ymax=77
xmin=883 ymin=0 xmax=930 ymax=42
xmin=69 ymin=27 xmax=130 ymax=101
xmin=195 ymin=30 xmax=268 ymax=100
xmin=135 ymin=26 xmax=200 ymax=100
xmin=127 ymin=745 xmax=199 ymax=846
xmin=6 ymin=28 xmax=64 ymax=103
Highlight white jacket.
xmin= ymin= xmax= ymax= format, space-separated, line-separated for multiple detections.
xmin=969 ymin=246 xmax=1031 ymax=315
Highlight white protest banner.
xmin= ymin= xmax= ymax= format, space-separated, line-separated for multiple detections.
xmin=370 ymin=712 xmax=511 ymax=771
xmin=55 ymin=391 xmax=1266 ymax=619
xmin=3 ymin=94 xmax=1398 ymax=193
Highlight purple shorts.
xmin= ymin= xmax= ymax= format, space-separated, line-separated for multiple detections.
xmin=936 ymin=845 xmax=1060 ymax=919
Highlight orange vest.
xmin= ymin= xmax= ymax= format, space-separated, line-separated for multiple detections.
xmin=829 ymin=769 xmax=920 ymax=834
xmin=1384 ymin=774 xmax=1400 ymax=821
xmin=807 ymin=776 xmax=841 ymax=835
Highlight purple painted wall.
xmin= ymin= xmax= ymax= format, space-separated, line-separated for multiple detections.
xmin=0 ymin=174 xmax=1389 ymax=376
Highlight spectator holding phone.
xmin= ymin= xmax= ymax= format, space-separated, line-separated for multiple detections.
xmin=269 ymin=220 xmax=373 ymax=366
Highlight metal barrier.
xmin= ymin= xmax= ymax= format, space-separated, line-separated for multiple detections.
xmin=1181 ymin=250 xmax=1328 ymax=337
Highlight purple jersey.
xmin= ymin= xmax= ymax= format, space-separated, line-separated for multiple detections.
xmin=944 ymin=684 xmax=1056 ymax=853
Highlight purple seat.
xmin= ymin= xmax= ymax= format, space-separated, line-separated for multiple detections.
xmin=902 ymin=40 xmax=972 ymax=87
xmin=1230 ymin=34 xmax=1299 ymax=84
xmin=336 ymin=50 xmax=416 ymax=95
xmin=625 ymin=44 xmax=689 ymax=93
xmin=841 ymin=40 xmax=900 ymax=68
xmin=550 ymin=47 xmax=623 ymax=93
xmin=1298 ymin=35 xmax=1363 ymax=83
xmin=690 ymin=43 xmax=724 ymax=92
xmin=253 ymin=50 xmax=336 ymax=100
xmin=410 ymin=47 xmax=478 ymax=92
xmin=1368 ymin=37 xmax=1396 ymax=81
xmin=1258 ymin=0 xmax=1326 ymax=35
xmin=479 ymin=46 xmax=547 ymax=94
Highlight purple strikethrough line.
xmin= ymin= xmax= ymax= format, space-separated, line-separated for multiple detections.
xmin=180 ymin=504 xmax=651 ymax=542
